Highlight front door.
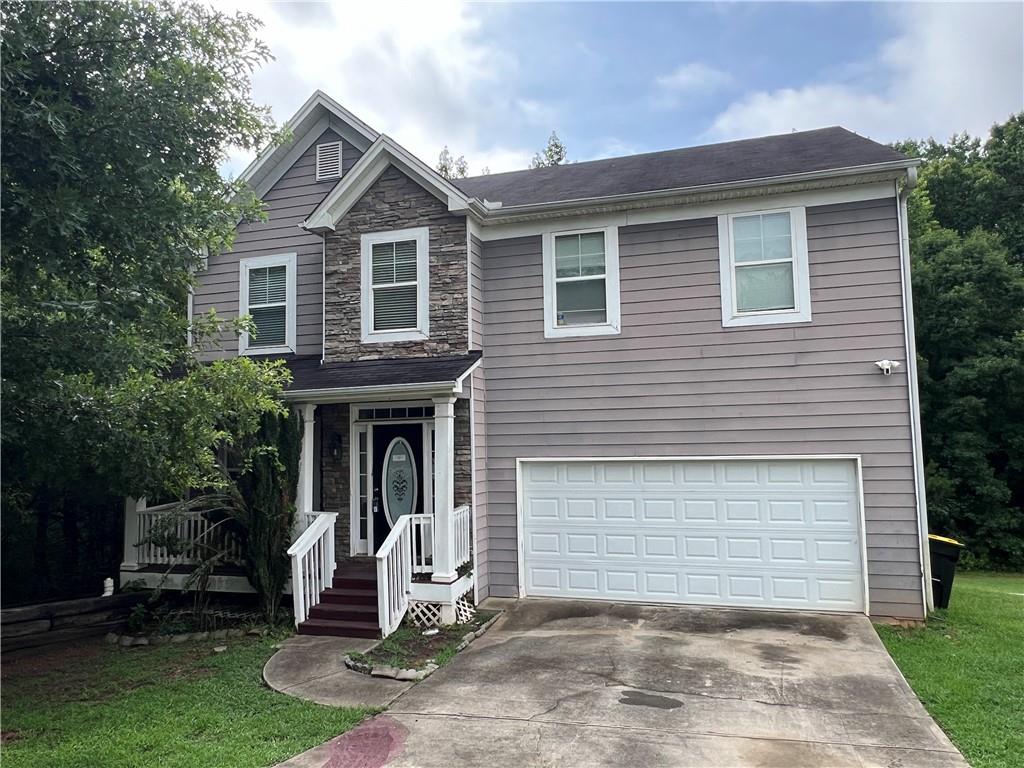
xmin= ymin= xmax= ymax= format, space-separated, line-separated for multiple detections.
xmin=372 ymin=423 xmax=426 ymax=551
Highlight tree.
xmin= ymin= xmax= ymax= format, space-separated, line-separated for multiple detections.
xmin=0 ymin=1 xmax=287 ymax=603
xmin=900 ymin=116 xmax=1024 ymax=567
xmin=530 ymin=131 xmax=567 ymax=168
xmin=896 ymin=115 xmax=1024 ymax=264
xmin=437 ymin=146 xmax=469 ymax=180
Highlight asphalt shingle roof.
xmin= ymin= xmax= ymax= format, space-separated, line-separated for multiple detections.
xmin=282 ymin=351 xmax=482 ymax=392
xmin=454 ymin=127 xmax=909 ymax=208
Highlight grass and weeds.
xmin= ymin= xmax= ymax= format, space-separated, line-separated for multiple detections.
xmin=351 ymin=610 xmax=498 ymax=670
xmin=1 ymin=631 xmax=374 ymax=768
xmin=876 ymin=572 xmax=1024 ymax=768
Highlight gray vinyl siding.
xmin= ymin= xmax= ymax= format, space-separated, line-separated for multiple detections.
xmin=470 ymin=366 xmax=489 ymax=599
xmin=194 ymin=129 xmax=362 ymax=358
xmin=469 ymin=233 xmax=488 ymax=598
xmin=469 ymin=234 xmax=484 ymax=349
xmin=480 ymin=196 xmax=925 ymax=618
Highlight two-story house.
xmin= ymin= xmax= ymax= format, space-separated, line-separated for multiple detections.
xmin=121 ymin=91 xmax=931 ymax=636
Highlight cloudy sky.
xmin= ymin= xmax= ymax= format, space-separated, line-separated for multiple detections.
xmin=220 ymin=1 xmax=1023 ymax=177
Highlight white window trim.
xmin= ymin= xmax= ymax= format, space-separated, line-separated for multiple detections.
xmin=542 ymin=225 xmax=621 ymax=339
xmin=238 ymin=252 xmax=297 ymax=355
xmin=718 ymin=206 xmax=811 ymax=328
xmin=360 ymin=226 xmax=430 ymax=343
xmin=315 ymin=140 xmax=343 ymax=181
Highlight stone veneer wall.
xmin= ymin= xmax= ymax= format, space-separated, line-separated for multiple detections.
xmin=318 ymin=398 xmax=473 ymax=563
xmin=323 ymin=166 xmax=469 ymax=362
xmin=319 ymin=404 xmax=352 ymax=561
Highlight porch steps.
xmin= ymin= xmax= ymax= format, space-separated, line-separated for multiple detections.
xmin=296 ymin=562 xmax=380 ymax=639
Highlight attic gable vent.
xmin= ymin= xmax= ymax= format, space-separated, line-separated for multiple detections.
xmin=315 ymin=141 xmax=342 ymax=181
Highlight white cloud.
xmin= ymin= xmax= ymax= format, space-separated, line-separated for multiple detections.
xmin=217 ymin=0 xmax=538 ymax=174
xmin=656 ymin=62 xmax=733 ymax=95
xmin=706 ymin=3 xmax=1023 ymax=143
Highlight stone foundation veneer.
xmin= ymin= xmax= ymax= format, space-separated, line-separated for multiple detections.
xmin=319 ymin=399 xmax=472 ymax=563
xmin=323 ymin=165 xmax=469 ymax=362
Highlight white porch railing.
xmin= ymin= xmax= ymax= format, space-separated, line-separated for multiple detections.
xmin=376 ymin=515 xmax=414 ymax=638
xmin=410 ymin=514 xmax=433 ymax=574
xmin=287 ymin=512 xmax=337 ymax=626
xmin=296 ymin=510 xmax=323 ymax=535
xmin=132 ymin=502 xmax=244 ymax=566
xmin=453 ymin=504 xmax=471 ymax=570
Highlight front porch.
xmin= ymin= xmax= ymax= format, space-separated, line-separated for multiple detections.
xmin=120 ymin=353 xmax=482 ymax=638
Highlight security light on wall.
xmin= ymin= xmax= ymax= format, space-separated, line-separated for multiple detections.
xmin=875 ymin=360 xmax=901 ymax=376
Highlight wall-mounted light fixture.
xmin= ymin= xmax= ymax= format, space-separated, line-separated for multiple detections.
xmin=874 ymin=359 xmax=901 ymax=376
xmin=328 ymin=433 xmax=343 ymax=460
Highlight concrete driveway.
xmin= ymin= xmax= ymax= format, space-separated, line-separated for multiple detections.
xmin=289 ymin=599 xmax=966 ymax=767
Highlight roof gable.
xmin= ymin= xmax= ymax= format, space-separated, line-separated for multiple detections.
xmin=236 ymin=91 xmax=379 ymax=202
xmin=302 ymin=135 xmax=479 ymax=232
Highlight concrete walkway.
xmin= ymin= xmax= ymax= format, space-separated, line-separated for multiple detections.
xmin=277 ymin=600 xmax=966 ymax=767
xmin=263 ymin=635 xmax=412 ymax=708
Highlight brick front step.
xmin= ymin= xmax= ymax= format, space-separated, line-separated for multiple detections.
xmin=297 ymin=618 xmax=379 ymax=639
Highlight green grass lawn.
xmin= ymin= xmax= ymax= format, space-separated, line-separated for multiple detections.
xmin=876 ymin=572 xmax=1024 ymax=768
xmin=1 ymin=633 xmax=373 ymax=768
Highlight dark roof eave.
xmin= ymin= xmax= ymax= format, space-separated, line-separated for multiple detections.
xmin=475 ymin=159 xmax=919 ymax=224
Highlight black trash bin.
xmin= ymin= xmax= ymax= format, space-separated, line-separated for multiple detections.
xmin=929 ymin=534 xmax=964 ymax=609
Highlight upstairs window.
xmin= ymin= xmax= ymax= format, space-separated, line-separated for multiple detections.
xmin=718 ymin=207 xmax=811 ymax=327
xmin=543 ymin=226 xmax=620 ymax=338
xmin=361 ymin=227 xmax=430 ymax=343
xmin=239 ymin=253 xmax=296 ymax=354
xmin=315 ymin=141 xmax=342 ymax=181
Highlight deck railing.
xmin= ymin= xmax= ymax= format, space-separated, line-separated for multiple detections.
xmin=286 ymin=512 xmax=337 ymax=626
xmin=132 ymin=502 xmax=244 ymax=566
xmin=453 ymin=504 xmax=471 ymax=570
xmin=410 ymin=513 xmax=433 ymax=574
xmin=376 ymin=514 xmax=414 ymax=638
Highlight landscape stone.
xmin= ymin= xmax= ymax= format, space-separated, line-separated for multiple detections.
xmin=105 ymin=632 xmax=120 ymax=644
xmin=214 ymin=645 xmax=227 ymax=653
xmin=371 ymin=665 xmax=400 ymax=678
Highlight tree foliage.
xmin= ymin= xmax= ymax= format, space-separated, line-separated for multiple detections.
xmin=437 ymin=145 xmax=469 ymax=180
xmin=530 ymin=131 xmax=567 ymax=168
xmin=0 ymin=1 xmax=289 ymax=603
xmin=900 ymin=115 xmax=1024 ymax=567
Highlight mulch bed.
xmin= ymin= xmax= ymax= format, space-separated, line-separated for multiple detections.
xmin=352 ymin=610 xmax=498 ymax=670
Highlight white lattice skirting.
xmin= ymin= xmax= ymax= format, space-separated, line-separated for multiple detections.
xmin=454 ymin=594 xmax=476 ymax=623
xmin=407 ymin=601 xmax=442 ymax=628
xmin=407 ymin=582 xmax=476 ymax=628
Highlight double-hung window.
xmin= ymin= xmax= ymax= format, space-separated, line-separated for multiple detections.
xmin=543 ymin=226 xmax=621 ymax=338
xmin=718 ymin=207 xmax=811 ymax=327
xmin=239 ymin=253 xmax=297 ymax=354
xmin=360 ymin=227 xmax=430 ymax=342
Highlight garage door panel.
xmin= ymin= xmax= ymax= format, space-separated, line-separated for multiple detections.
xmin=522 ymin=459 xmax=864 ymax=612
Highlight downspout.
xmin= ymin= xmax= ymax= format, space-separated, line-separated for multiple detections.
xmin=895 ymin=168 xmax=933 ymax=615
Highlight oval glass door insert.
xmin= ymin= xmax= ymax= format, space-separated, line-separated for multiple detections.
xmin=383 ymin=437 xmax=418 ymax=527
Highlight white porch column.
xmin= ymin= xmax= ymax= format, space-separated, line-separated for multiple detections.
xmin=120 ymin=497 xmax=145 ymax=571
xmin=296 ymin=404 xmax=317 ymax=516
xmin=431 ymin=396 xmax=457 ymax=585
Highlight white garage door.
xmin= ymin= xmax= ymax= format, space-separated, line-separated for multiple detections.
xmin=521 ymin=458 xmax=865 ymax=612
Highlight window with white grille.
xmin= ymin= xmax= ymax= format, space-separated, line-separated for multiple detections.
xmin=239 ymin=253 xmax=296 ymax=354
xmin=718 ymin=207 xmax=811 ymax=327
xmin=542 ymin=226 xmax=621 ymax=338
xmin=360 ymin=227 xmax=430 ymax=342
xmin=315 ymin=141 xmax=342 ymax=181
